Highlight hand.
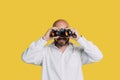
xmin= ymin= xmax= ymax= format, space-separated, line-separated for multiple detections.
xmin=66 ymin=27 xmax=81 ymax=40
xmin=43 ymin=27 xmax=59 ymax=41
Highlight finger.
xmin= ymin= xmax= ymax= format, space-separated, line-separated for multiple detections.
xmin=69 ymin=36 xmax=75 ymax=40
xmin=53 ymin=36 xmax=59 ymax=39
xmin=67 ymin=27 xmax=76 ymax=32
xmin=51 ymin=27 xmax=59 ymax=30
xmin=65 ymin=26 xmax=75 ymax=29
xmin=48 ymin=27 xmax=53 ymax=32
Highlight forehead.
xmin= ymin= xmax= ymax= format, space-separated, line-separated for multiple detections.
xmin=54 ymin=21 xmax=69 ymax=29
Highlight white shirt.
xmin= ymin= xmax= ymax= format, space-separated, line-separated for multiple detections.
xmin=22 ymin=36 xmax=103 ymax=80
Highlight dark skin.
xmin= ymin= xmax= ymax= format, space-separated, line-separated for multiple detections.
xmin=43 ymin=19 xmax=81 ymax=53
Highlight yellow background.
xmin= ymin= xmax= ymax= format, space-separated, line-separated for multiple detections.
xmin=0 ymin=0 xmax=120 ymax=80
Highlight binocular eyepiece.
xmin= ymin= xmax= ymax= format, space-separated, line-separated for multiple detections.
xmin=50 ymin=28 xmax=77 ymax=38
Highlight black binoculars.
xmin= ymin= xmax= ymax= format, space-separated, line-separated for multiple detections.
xmin=50 ymin=28 xmax=77 ymax=38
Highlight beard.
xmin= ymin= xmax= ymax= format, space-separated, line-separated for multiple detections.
xmin=54 ymin=37 xmax=69 ymax=47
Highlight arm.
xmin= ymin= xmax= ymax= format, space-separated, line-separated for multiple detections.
xmin=77 ymin=36 xmax=103 ymax=65
xmin=22 ymin=37 xmax=47 ymax=65
xmin=22 ymin=27 xmax=58 ymax=65
xmin=69 ymin=28 xmax=103 ymax=65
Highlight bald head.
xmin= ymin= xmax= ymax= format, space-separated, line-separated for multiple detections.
xmin=53 ymin=19 xmax=69 ymax=29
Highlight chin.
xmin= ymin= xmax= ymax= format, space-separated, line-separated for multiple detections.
xmin=58 ymin=40 xmax=66 ymax=43
xmin=54 ymin=38 xmax=69 ymax=47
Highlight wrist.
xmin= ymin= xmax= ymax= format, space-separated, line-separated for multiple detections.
xmin=42 ymin=36 xmax=48 ymax=41
xmin=75 ymin=35 xmax=82 ymax=41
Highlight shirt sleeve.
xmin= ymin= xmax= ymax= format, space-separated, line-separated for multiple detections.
xmin=22 ymin=37 xmax=47 ymax=66
xmin=77 ymin=36 xmax=103 ymax=65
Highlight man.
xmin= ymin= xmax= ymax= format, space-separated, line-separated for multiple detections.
xmin=22 ymin=19 xmax=103 ymax=80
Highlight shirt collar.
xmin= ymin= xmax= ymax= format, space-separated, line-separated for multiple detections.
xmin=50 ymin=41 xmax=73 ymax=50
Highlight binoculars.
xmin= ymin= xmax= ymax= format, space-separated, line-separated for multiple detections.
xmin=50 ymin=28 xmax=77 ymax=38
